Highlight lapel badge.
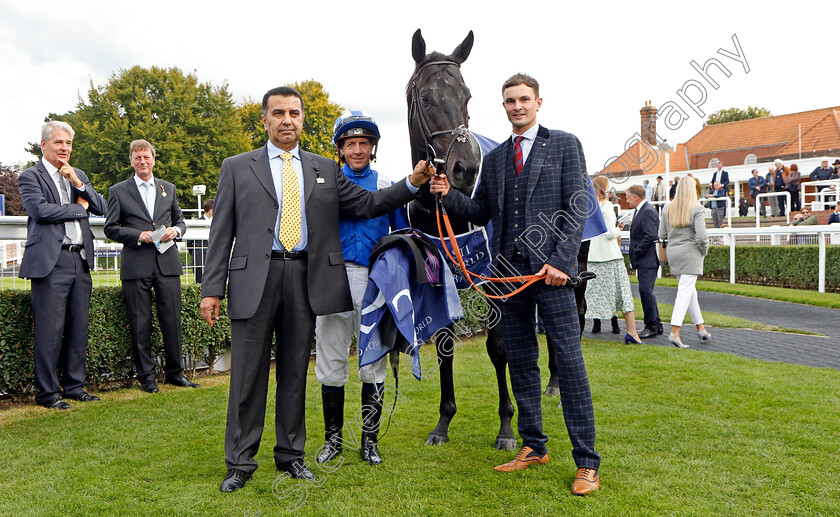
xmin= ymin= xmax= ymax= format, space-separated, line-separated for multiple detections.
xmin=160 ymin=184 xmax=167 ymax=197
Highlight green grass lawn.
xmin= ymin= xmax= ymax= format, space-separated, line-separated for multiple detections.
xmin=1 ymin=337 xmax=838 ymax=516
xmin=630 ymin=275 xmax=840 ymax=309
xmin=0 ymin=270 xmax=201 ymax=290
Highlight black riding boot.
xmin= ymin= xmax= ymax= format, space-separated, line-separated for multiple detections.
xmin=591 ymin=319 xmax=601 ymax=333
xmin=316 ymin=387 xmax=344 ymax=464
xmin=611 ymin=316 xmax=621 ymax=334
xmin=361 ymin=386 xmax=383 ymax=465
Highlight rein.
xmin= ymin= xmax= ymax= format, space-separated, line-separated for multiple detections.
xmin=434 ymin=199 xmax=594 ymax=299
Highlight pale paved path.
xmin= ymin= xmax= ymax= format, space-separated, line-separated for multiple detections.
xmin=581 ymin=286 xmax=840 ymax=371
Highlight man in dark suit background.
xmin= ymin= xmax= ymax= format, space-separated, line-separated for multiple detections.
xmin=104 ymin=139 xmax=198 ymax=394
xmin=430 ymin=73 xmax=601 ymax=496
xmin=17 ymin=121 xmax=106 ymax=409
xmin=187 ymin=198 xmax=213 ymax=283
xmin=710 ymin=161 xmax=729 ymax=191
xmin=623 ymin=184 xmax=662 ymax=338
xmin=200 ymin=86 xmax=435 ymax=493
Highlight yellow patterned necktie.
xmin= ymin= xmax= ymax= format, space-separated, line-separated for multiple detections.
xmin=278 ymin=152 xmax=301 ymax=250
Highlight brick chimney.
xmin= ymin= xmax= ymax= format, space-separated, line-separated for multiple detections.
xmin=640 ymin=101 xmax=658 ymax=146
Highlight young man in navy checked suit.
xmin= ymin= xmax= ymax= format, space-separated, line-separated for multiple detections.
xmin=430 ymin=73 xmax=600 ymax=496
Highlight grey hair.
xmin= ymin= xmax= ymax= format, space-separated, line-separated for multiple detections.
xmin=774 ymin=159 xmax=783 ymax=166
xmin=41 ymin=121 xmax=75 ymax=142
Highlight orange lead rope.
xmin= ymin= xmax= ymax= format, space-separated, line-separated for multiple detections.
xmin=434 ymin=196 xmax=545 ymax=300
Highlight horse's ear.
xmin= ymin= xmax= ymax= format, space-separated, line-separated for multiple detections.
xmin=449 ymin=30 xmax=474 ymax=64
xmin=412 ymin=29 xmax=426 ymax=64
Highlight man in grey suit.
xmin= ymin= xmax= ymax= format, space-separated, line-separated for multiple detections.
xmin=18 ymin=121 xmax=107 ymax=409
xmin=104 ymin=139 xmax=198 ymax=393
xmin=200 ymin=86 xmax=435 ymax=493
xmin=430 ymin=73 xmax=600 ymax=496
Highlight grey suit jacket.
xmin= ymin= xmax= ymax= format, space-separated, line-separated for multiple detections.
xmin=441 ymin=125 xmax=588 ymax=276
xmin=104 ymin=177 xmax=186 ymax=280
xmin=658 ymin=204 xmax=708 ymax=276
xmin=201 ymin=145 xmax=417 ymax=320
xmin=17 ymin=161 xmax=106 ymax=278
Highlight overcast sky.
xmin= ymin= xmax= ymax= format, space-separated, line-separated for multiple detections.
xmin=1 ymin=1 xmax=837 ymax=183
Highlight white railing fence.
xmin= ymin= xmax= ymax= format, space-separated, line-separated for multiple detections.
xmin=620 ymin=224 xmax=840 ymax=293
xmin=0 ymin=217 xmax=210 ymax=290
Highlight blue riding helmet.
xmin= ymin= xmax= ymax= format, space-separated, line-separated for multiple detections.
xmin=333 ymin=110 xmax=381 ymax=145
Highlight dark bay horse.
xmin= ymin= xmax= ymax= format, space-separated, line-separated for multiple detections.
xmin=405 ymin=29 xmax=588 ymax=449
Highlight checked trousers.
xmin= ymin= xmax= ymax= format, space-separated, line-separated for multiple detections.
xmin=497 ymin=256 xmax=600 ymax=470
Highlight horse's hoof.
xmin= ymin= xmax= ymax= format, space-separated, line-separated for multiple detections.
xmin=544 ymin=386 xmax=560 ymax=397
xmin=494 ymin=438 xmax=518 ymax=451
xmin=425 ymin=433 xmax=449 ymax=445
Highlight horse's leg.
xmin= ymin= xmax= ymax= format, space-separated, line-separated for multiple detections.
xmin=426 ymin=330 xmax=456 ymax=445
xmin=576 ymin=240 xmax=591 ymax=336
xmin=486 ymin=323 xmax=517 ymax=450
xmin=544 ymin=333 xmax=560 ymax=397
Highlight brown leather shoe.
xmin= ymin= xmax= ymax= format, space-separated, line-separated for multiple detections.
xmin=571 ymin=467 xmax=600 ymax=495
xmin=493 ymin=446 xmax=549 ymax=472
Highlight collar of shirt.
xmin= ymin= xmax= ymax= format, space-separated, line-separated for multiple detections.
xmin=636 ymin=198 xmax=648 ymax=211
xmin=133 ymin=174 xmax=156 ymax=189
xmin=510 ymin=124 xmax=539 ymax=164
xmin=267 ymin=140 xmax=300 ymax=162
xmin=42 ymin=157 xmax=59 ymax=176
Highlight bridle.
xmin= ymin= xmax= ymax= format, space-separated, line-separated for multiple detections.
xmin=408 ymin=60 xmax=473 ymax=173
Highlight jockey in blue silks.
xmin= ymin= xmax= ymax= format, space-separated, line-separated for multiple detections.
xmin=313 ymin=110 xmax=408 ymax=467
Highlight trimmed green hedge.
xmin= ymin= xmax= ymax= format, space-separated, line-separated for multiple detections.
xmin=0 ymin=285 xmax=230 ymax=397
xmin=624 ymin=245 xmax=840 ymax=291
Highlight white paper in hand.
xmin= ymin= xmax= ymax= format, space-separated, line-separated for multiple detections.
xmin=150 ymin=225 xmax=174 ymax=254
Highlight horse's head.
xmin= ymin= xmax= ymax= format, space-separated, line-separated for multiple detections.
xmin=407 ymin=29 xmax=482 ymax=196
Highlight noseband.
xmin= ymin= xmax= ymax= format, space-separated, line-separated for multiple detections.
xmin=408 ymin=60 xmax=473 ymax=172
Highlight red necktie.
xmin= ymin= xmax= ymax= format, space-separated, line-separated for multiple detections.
xmin=513 ymin=136 xmax=524 ymax=176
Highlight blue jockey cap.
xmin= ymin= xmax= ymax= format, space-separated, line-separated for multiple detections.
xmin=333 ymin=110 xmax=381 ymax=145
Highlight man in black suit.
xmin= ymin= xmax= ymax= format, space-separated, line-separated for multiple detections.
xmin=623 ymin=184 xmax=661 ymax=338
xmin=104 ymin=139 xmax=198 ymax=393
xmin=17 ymin=121 xmax=107 ymax=409
xmin=187 ymin=198 xmax=213 ymax=283
xmin=200 ymin=86 xmax=435 ymax=492
xmin=430 ymin=73 xmax=601 ymax=496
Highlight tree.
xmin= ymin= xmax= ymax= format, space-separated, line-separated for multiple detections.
xmin=0 ymin=163 xmax=24 ymax=216
xmin=237 ymin=80 xmax=344 ymax=158
xmin=30 ymin=66 xmax=251 ymax=200
xmin=706 ymin=106 xmax=771 ymax=125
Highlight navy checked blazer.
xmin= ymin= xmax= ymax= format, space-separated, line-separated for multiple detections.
xmin=443 ymin=125 xmax=588 ymax=276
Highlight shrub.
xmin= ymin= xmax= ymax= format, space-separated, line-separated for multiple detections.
xmin=0 ymin=285 xmax=230 ymax=397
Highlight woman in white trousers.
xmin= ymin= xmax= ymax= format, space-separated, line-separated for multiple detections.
xmin=658 ymin=177 xmax=711 ymax=348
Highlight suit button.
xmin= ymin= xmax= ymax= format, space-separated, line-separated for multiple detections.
xmin=265 ymin=253 xmax=270 ymax=259
xmin=267 ymin=228 xmax=272 ymax=233
xmin=274 ymin=203 xmax=279 ymax=209
xmin=515 ymin=210 xmax=519 ymax=214
xmin=514 ymin=224 xmax=519 ymax=228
